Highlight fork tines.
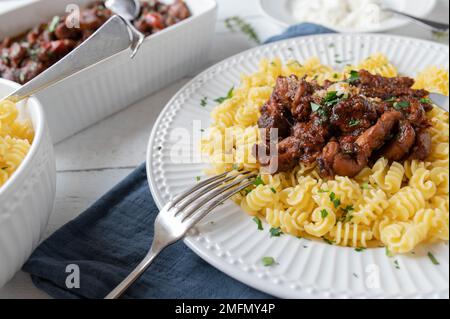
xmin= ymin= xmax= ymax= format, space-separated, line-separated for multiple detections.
xmin=167 ymin=170 xmax=257 ymax=225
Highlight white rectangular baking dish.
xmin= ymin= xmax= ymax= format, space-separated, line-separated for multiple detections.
xmin=0 ymin=0 xmax=218 ymax=143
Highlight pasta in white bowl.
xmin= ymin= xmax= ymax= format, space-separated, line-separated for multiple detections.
xmin=0 ymin=79 xmax=56 ymax=288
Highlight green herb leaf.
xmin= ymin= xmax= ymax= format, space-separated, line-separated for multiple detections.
xmin=385 ymin=96 xmax=397 ymax=102
xmin=270 ymin=187 xmax=277 ymax=194
xmin=394 ymin=260 xmax=400 ymax=269
xmin=393 ymin=101 xmax=410 ymax=110
xmin=355 ymin=247 xmax=366 ymax=252
xmin=428 ymin=252 xmax=440 ymax=265
xmin=349 ymin=119 xmax=360 ymax=127
xmin=196 ymin=176 xmax=201 ymax=182
xmin=214 ymin=86 xmax=234 ymax=104
xmin=253 ymin=217 xmax=263 ymax=231
xmin=232 ymin=164 xmax=239 ymax=170
xmin=48 ymin=16 xmax=60 ymax=33
xmin=270 ymin=227 xmax=283 ymax=237
xmin=346 ymin=70 xmax=360 ymax=84
xmin=311 ymin=102 xmax=322 ymax=112
xmin=420 ymin=98 xmax=432 ymax=104
xmin=329 ymin=192 xmax=341 ymax=208
xmin=386 ymin=247 xmax=394 ymax=257
xmin=333 ymin=73 xmax=339 ymax=79
xmin=287 ymin=60 xmax=302 ymax=68
xmin=321 ymin=209 xmax=329 ymax=219
xmin=200 ymin=97 xmax=208 ymax=107
xmin=341 ymin=205 xmax=354 ymax=214
xmin=262 ymin=256 xmax=276 ymax=267
xmin=362 ymin=182 xmax=371 ymax=190
xmin=322 ymin=237 xmax=334 ymax=245
xmin=253 ymin=175 xmax=265 ymax=187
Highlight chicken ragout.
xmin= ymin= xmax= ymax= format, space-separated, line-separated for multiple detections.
xmin=255 ymin=69 xmax=433 ymax=179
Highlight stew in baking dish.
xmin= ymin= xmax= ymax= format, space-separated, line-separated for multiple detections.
xmin=0 ymin=0 xmax=191 ymax=84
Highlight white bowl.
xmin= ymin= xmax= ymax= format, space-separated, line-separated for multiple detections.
xmin=259 ymin=0 xmax=437 ymax=33
xmin=0 ymin=79 xmax=56 ymax=288
xmin=0 ymin=0 xmax=218 ymax=143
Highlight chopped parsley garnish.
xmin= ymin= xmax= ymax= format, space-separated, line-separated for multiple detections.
xmin=349 ymin=119 xmax=360 ymax=127
xmin=287 ymin=60 xmax=302 ymax=68
xmin=321 ymin=209 xmax=329 ymax=219
xmin=196 ymin=176 xmax=201 ymax=182
xmin=329 ymin=192 xmax=341 ymax=208
xmin=270 ymin=227 xmax=283 ymax=237
xmin=394 ymin=260 xmax=400 ymax=269
xmin=341 ymin=205 xmax=354 ymax=214
xmin=333 ymin=73 xmax=339 ymax=79
xmin=385 ymin=96 xmax=397 ymax=102
xmin=355 ymin=247 xmax=366 ymax=252
xmin=385 ymin=247 xmax=394 ymax=257
xmin=393 ymin=101 xmax=410 ymax=110
xmin=225 ymin=16 xmax=261 ymax=44
xmin=48 ymin=16 xmax=60 ymax=33
xmin=420 ymin=98 xmax=432 ymax=104
xmin=362 ymin=182 xmax=371 ymax=190
xmin=200 ymin=97 xmax=208 ymax=107
xmin=322 ymin=237 xmax=334 ymax=245
xmin=214 ymin=86 xmax=234 ymax=104
xmin=253 ymin=217 xmax=264 ymax=231
xmin=311 ymin=102 xmax=322 ymax=112
xmin=323 ymin=91 xmax=339 ymax=106
xmin=243 ymin=188 xmax=253 ymax=195
xmin=262 ymin=257 xmax=276 ymax=267
xmin=232 ymin=164 xmax=239 ymax=170
xmin=428 ymin=252 xmax=440 ymax=265
xmin=270 ymin=187 xmax=277 ymax=194
xmin=253 ymin=175 xmax=264 ymax=187
xmin=346 ymin=70 xmax=360 ymax=84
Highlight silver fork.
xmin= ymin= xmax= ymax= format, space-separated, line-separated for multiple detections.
xmin=104 ymin=170 xmax=257 ymax=299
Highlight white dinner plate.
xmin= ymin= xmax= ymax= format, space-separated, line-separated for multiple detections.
xmin=259 ymin=0 xmax=437 ymax=33
xmin=146 ymin=34 xmax=449 ymax=299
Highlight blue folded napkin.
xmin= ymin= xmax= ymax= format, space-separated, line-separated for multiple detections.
xmin=23 ymin=23 xmax=335 ymax=299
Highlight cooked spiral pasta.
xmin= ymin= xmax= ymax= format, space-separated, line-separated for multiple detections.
xmin=202 ymin=55 xmax=449 ymax=254
xmin=0 ymin=100 xmax=34 ymax=188
xmin=370 ymin=158 xmax=405 ymax=194
xmin=330 ymin=222 xmax=374 ymax=248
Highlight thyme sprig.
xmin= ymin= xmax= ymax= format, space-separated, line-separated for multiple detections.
xmin=225 ymin=16 xmax=261 ymax=44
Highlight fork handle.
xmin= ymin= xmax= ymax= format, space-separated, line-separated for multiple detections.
xmin=4 ymin=15 xmax=142 ymax=103
xmin=105 ymin=248 xmax=161 ymax=299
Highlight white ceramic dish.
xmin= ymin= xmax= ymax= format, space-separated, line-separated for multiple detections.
xmin=259 ymin=0 xmax=437 ymax=33
xmin=146 ymin=34 xmax=449 ymax=299
xmin=0 ymin=0 xmax=218 ymax=143
xmin=0 ymin=79 xmax=56 ymax=288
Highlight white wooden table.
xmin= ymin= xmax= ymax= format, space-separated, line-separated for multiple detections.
xmin=0 ymin=0 xmax=448 ymax=299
